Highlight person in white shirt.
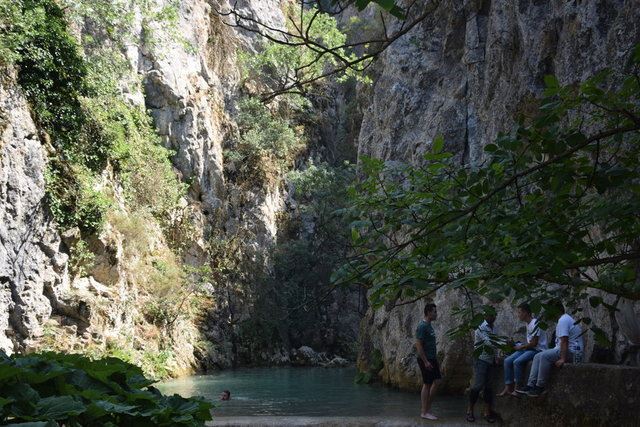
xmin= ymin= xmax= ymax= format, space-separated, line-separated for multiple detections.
xmin=498 ymin=302 xmax=548 ymax=396
xmin=517 ymin=300 xmax=583 ymax=397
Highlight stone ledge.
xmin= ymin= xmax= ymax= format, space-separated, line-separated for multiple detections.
xmin=207 ymin=416 xmax=482 ymax=426
xmin=494 ymin=363 xmax=640 ymax=426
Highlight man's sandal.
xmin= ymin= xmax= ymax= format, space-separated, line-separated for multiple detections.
xmin=466 ymin=412 xmax=475 ymax=422
xmin=485 ymin=413 xmax=497 ymax=423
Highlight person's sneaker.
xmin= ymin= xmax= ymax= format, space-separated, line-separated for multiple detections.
xmin=515 ymin=385 xmax=533 ymax=394
xmin=526 ymin=386 xmax=546 ymax=397
xmin=513 ymin=385 xmax=528 ymax=394
xmin=421 ymin=413 xmax=438 ymax=420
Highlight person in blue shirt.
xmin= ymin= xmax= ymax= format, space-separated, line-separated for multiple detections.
xmin=415 ymin=303 xmax=441 ymax=420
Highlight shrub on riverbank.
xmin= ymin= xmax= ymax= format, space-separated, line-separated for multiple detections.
xmin=0 ymin=352 xmax=212 ymax=426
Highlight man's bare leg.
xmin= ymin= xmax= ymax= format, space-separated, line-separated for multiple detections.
xmin=421 ymin=383 xmax=431 ymax=415
xmin=421 ymin=382 xmax=438 ymax=420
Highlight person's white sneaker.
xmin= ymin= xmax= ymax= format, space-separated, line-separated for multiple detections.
xmin=421 ymin=413 xmax=438 ymax=420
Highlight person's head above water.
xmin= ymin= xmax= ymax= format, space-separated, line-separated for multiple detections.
xmin=424 ymin=303 xmax=437 ymax=321
xmin=219 ymin=390 xmax=231 ymax=401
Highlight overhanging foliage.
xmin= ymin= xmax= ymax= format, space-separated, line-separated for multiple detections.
xmin=335 ymin=45 xmax=640 ymax=338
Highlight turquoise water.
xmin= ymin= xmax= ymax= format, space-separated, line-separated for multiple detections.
xmin=158 ymin=367 xmax=463 ymax=418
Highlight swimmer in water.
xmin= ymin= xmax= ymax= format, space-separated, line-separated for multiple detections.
xmin=219 ymin=390 xmax=231 ymax=401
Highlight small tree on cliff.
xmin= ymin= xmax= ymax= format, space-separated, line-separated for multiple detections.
xmin=333 ymin=45 xmax=640 ymax=343
xmin=215 ymin=0 xmax=439 ymax=101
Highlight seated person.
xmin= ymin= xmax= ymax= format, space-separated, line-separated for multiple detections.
xmin=219 ymin=390 xmax=231 ymax=401
xmin=517 ymin=300 xmax=583 ymax=397
xmin=498 ymin=302 xmax=547 ymax=396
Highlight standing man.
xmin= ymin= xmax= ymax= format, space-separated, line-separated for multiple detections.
xmin=467 ymin=312 xmax=499 ymax=423
xmin=517 ymin=300 xmax=583 ymax=397
xmin=498 ymin=302 xmax=548 ymax=396
xmin=415 ymin=303 xmax=441 ymax=420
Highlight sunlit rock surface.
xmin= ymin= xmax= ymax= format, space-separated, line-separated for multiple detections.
xmin=0 ymin=72 xmax=68 ymax=354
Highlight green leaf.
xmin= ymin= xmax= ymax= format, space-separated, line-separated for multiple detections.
xmin=544 ymin=74 xmax=559 ymax=88
xmin=35 ymin=396 xmax=85 ymax=419
xmin=0 ymin=363 xmax=22 ymax=381
xmin=432 ymin=135 xmax=444 ymax=154
xmin=354 ymin=0 xmax=369 ymax=10
xmin=0 ymin=352 xmax=213 ymax=425
xmin=484 ymin=143 xmax=498 ymax=152
xmin=3 ymin=422 xmax=59 ymax=427
xmin=591 ymin=326 xmax=611 ymax=347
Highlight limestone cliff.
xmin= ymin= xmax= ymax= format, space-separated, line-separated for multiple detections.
xmin=0 ymin=0 xmax=360 ymax=375
xmin=356 ymin=0 xmax=640 ymax=392
xmin=5 ymin=0 xmax=638 ymax=387
xmin=0 ymin=71 xmax=68 ymax=354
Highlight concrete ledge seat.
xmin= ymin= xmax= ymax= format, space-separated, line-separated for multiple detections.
xmin=208 ymin=416 xmax=477 ymax=426
xmin=494 ymin=363 xmax=640 ymax=426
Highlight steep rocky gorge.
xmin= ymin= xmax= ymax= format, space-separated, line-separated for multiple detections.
xmin=0 ymin=0 xmax=361 ymax=376
xmin=2 ymin=0 xmax=640 ymax=395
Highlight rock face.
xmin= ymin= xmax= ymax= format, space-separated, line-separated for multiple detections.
xmin=356 ymin=0 xmax=640 ymax=391
xmin=0 ymin=73 xmax=68 ymax=355
xmin=5 ymin=0 xmax=637 ymax=386
xmin=495 ymin=363 xmax=640 ymax=426
xmin=0 ymin=0 xmax=360 ymax=372
xmin=290 ymin=346 xmax=351 ymax=367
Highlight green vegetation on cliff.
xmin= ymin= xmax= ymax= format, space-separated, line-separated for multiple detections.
xmin=1 ymin=0 xmax=207 ymax=379
xmin=0 ymin=0 xmax=187 ymax=234
xmin=238 ymin=6 xmax=369 ymax=98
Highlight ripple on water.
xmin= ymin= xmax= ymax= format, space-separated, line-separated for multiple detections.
xmin=157 ymin=367 xmax=466 ymax=419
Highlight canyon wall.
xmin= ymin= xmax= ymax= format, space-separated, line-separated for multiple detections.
xmin=356 ymin=0 xmax=640 ymax=392
xmin=0 ymin=0 xmax=360 ymax=375
xmin=3 ymin=0 xmax=639 ymax=387
xmin=0 ymin=72 xmax=68 ymax=355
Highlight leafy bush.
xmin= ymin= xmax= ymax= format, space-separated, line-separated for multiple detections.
xmin=0 ymin=352 xmax=212 ymax=426
xmin=109 ymin=212 xmax=210 ymax=334
xmin=67 ymin=239 xmax=96 ymax=279
xmin=82 ymin=94 xmax=187 ymax=227
xmin=1 ymin=0 xmax=188 ymax=235
xmin=44 ymin=163 xmax=111 ymax=234
xmin=0 ymin=0 xmax=112 ymax=232
xmin=355 ymin=349 xmax=383 ymax=384
xmin=225 ymin=97 xmax=304 ymax=183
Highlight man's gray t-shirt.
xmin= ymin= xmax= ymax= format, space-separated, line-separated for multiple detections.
xmin=416 ymin=320 xmax=437 ymax=359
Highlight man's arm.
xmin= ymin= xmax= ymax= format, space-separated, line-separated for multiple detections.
xmin=555 ymin=337 xmax=568 ymax=367
xmin=415 ymin=340 xmax=432 ymax=369
xmin=517 ymin=336 xmax=539 ymax=350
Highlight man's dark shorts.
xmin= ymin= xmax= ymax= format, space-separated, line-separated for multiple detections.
xmin=417 ymin=357 xmax=442 ymax=384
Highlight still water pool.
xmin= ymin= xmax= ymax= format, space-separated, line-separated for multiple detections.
xmin=158 ymin=367 xmax=464 ymax=418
